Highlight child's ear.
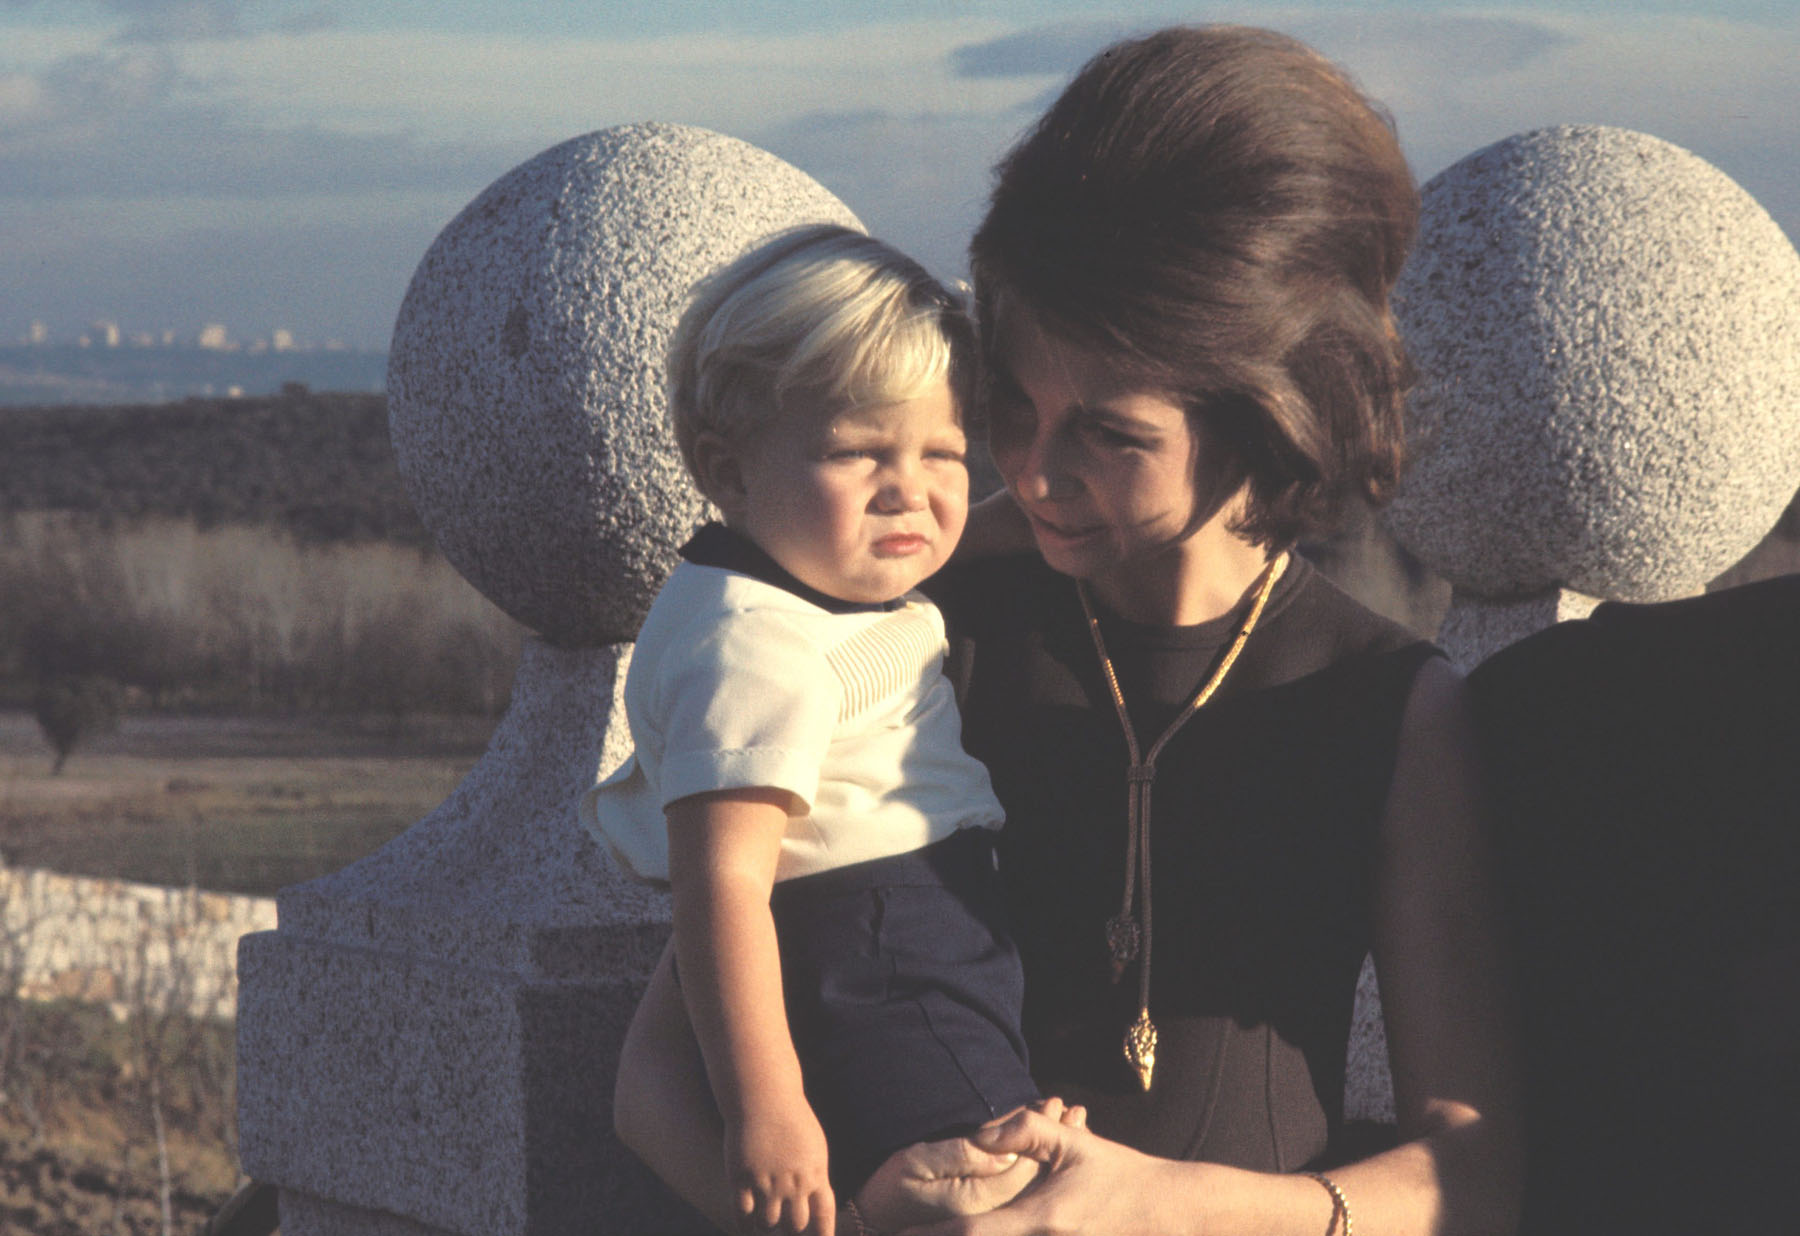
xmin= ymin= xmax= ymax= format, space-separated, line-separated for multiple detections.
xmin=692 ymin=432 xmax=748 ymax=516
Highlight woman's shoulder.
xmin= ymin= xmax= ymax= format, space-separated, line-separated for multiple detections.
xmin=1260 ymin=553 xmax=1436 ymax=679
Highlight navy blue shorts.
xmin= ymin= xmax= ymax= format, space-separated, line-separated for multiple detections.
xmin=768 ymin=827 xmax=1039 ymax=1193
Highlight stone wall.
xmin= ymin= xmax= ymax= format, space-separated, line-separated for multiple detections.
xmin=0 ymin=862 xmax=275 ymax=1021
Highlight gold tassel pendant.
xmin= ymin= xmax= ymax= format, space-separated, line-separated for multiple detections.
xmin=1124 ymin=1006 xmax=1157 ymax=1091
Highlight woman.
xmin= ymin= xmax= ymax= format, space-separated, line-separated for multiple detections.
xmin=616 ymin=25 xmax=1520 ymax=1236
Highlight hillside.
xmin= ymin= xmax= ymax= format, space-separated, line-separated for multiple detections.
xmin=0 ymin=344 xmax=388 ymax=408
xmin=0 ymin=390 xmax=426 ymax=545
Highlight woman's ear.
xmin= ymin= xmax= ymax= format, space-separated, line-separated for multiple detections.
xmin=692 ymin=432 xmax=748 ymax=517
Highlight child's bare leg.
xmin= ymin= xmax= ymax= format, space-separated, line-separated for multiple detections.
xmin=852 ymin=1098 xmax=1085 ymax=1229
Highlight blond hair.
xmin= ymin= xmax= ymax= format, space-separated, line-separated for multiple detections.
xmin=667 ymin=224 xmax=974 ymax=496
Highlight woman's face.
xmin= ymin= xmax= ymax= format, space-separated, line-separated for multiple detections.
xmin=987 ymin=314 xmax=1244 ymax=604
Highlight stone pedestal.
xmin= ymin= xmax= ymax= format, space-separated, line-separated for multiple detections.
xmin=236 ymin=641 xmax=707 ymax=1235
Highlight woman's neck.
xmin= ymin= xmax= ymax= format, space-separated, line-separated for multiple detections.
xmin=1085 ymin=520 xmax=1279 ymax=627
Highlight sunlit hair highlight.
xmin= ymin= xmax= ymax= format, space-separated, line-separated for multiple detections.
xmin=667 ymin=224 xmax=975 ymax=498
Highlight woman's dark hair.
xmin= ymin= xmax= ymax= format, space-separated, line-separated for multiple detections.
xmin=970 ymin=25 xmax=1418 ymax=548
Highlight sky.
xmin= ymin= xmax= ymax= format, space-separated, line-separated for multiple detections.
xmin=2 ymin=0 xmax=1796 ymax=351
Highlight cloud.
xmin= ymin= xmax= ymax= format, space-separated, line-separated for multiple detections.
xmin=0 ymin=0 xmax=333 ymax=43
xmin=0 ymin=45 xmax=520 ymax=198
xmin=201 ymin=21 xmax=1029 ymax=146
xmin=1288 ymin=10 xmax=1574 ymax=81
xmin=1300 ymin=9 xmax=1800 ymax=245
xmin=0 ymin=189 xmax=460 ymax=345
xmin=111 ymin=0 xmax=252 ymax=42
xmin=950 ymin=20 xmax=1135 ymax=79
xmin=1338 ymin=12 xmax=1799 ymax=179
xmin=759 ymin=105 xmax=1039 ymax=281
xmin=948 ymin=11 xmax=1574 ymax=92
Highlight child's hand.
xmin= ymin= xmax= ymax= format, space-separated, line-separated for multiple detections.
xmin=727 ymin=1103 xmax=835 ymax=1235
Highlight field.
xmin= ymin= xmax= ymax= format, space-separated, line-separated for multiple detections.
xmin=0 ymin=710 xmax=492 ymax=897
xmin=0 ymin=392 xmax=511 ymax=1230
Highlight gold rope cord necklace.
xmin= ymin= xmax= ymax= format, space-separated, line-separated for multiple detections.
xmin=1076 ymin=552 xmax=1286 ymax=1091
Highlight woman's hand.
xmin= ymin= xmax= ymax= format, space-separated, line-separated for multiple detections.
xmin=854 ymin=1098 xmax=1087 ymax=1234
xmin=901 ymin=1107 xmax=1178 ymax=1236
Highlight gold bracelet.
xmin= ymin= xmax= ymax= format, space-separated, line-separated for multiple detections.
xmin=1302 ymin=1171 xmax=1351 ymax=1236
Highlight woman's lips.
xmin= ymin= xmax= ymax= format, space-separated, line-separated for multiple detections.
xmin=1027 ymin=513 xmax=1103 ymax=547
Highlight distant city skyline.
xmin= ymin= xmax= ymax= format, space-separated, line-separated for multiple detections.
xmin=3 ymin=1 xmax=1796 ymax=351
xmin=14 ymin=317 xmax=360 ymax=354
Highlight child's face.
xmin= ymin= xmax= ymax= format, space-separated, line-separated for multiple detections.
xmin=726 ymin=380 xmax=969 ymax=604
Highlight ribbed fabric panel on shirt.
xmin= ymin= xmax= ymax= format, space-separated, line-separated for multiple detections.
xmin=825 ymin=607 xmax=944 ymax=722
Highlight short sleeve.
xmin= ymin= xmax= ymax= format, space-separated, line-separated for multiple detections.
xmin=651 ymin=607 xmax=839 ymax=812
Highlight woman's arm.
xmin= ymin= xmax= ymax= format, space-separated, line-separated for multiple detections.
xmin=905 ymin=656 xmax=1523 ymax=1236
xmin=1341 ymin=654 xmax=1523 ymax=1230
xmin=666 ymin=787 xmax=835 ymax=1235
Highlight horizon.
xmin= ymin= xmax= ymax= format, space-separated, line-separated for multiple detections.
xmin=3 ymin=1 xmax=1796 ymax=352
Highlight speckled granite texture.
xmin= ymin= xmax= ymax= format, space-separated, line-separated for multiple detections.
xmin=388 ymin=123 xmax=861 ymax=647
xmin=237 ymin=641 xmax=705 ymax=1235
xmin=1344 ymin=957 xmax=1394 ymax=1124
xmin=1386 ymin=125 xmax=1800 ymax=604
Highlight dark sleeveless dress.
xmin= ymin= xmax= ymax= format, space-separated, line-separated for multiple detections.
xmin=926 ymin=552 xmax=1435 ymax=1171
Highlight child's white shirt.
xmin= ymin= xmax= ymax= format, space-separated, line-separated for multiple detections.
xmin=582 ymin=560 xmax=1004 ymax=885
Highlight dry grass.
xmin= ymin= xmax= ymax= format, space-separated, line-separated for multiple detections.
xmin=0 ymin=512 xmax=520 ymax=716
xmin=0 ymin=1000 xmax=241 ymax=1236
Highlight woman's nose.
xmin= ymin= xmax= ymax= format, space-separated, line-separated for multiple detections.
xmin=1008 ymin=434 xmax=1072 ymax=503
xmin=1012 ymin=466 xmax=1053 ymax=502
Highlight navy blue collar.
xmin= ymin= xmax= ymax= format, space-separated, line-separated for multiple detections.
xmin=679 ymin=523 xmax=903 ymax=615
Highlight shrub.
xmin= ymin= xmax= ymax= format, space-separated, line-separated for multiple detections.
xmin=33 ymin=675 xmax=123 ymax=774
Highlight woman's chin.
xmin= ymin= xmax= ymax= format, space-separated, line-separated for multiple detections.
xmin=1033 ymin=535 xmax=1109 ymax=581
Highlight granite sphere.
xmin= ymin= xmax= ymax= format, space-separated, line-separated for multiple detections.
xmin=1385 ymin=125 xmax=1800 ymax=601
xmin=389 ymin=123 xmax=862 ymax=645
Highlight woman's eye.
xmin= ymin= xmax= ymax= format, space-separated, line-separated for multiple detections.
xmin=1087 ymin=422 xmax=1146 ymax=450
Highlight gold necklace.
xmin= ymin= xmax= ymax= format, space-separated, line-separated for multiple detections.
xmin=1076 ymin=553 xmax=1286 ymax=1091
